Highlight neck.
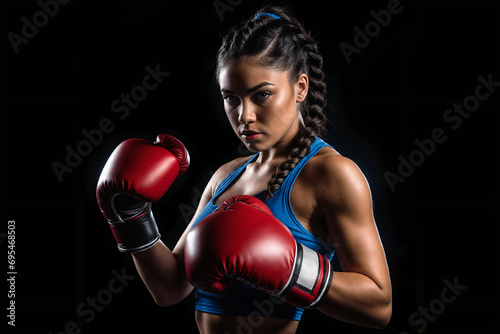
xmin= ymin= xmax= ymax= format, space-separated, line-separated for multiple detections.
xmin=256 ymin=127 xmax=304 ymax=166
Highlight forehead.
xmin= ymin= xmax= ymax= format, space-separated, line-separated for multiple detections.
xmin=218 ymin=58 xmax=289 ymax=91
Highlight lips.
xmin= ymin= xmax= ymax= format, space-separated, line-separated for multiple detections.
xmin=241 ymin=129 xmax=259 ymax=136
xmin=240 ymin=129 xmax=262 ymax=141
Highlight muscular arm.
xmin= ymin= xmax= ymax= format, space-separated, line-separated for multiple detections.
xmin=130 ymin=158 xmax=248 ymax=307
xmin=131 ymin=169 xmax=222 ymax=306
xmin=130 ymin=183 xmax=211 ymax=306
xmin=131 ymin=241 xmax=188 ymax=306
xmin=315 ymin=156 xmax=392 ymax=328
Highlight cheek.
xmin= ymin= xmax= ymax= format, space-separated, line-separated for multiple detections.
xmin=225 ymin=109 xmax=240 ymax=129
xmin=269 ymin=94 xmax=298 ymax=122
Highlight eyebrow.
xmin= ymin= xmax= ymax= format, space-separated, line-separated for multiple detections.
xmin=221 ymin=82 xmax=275 ymax=94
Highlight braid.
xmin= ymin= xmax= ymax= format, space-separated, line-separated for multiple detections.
xmin=263 ymin=10 xmax=327 ymax=201
xmin=216 ymin=5 xmax=328 ymax=201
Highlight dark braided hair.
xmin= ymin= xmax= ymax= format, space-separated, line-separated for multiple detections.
xmin=216 ymin=5 xmax=328 ymax=201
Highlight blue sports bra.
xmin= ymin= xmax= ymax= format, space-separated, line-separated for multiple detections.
xmin=191 ymin=137 xmax=336 ymax=321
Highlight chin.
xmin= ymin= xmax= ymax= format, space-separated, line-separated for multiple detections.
xmin=244 ymin=144 xmax=260 ymax=153
xmin=242 ymin=141 xmax=267 ymax=153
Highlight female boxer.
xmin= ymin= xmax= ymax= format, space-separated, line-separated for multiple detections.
xmin=97 ymin=5 xmax=392 ymax=334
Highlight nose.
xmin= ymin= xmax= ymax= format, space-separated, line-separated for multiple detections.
xmin=238 ymin=102 xmax=257 ymax=124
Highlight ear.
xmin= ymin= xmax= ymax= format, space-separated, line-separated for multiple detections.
xmin=295 ymin=73 xmax=309 ymax=103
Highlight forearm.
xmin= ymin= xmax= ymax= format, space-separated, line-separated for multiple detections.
xmin=316 ymin=271 xmax=392 ymax=328
xmin=132 ymin=241 xmax=193 ymax=306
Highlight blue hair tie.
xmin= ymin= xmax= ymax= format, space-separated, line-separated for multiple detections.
xmin=253 ymin=12 xmax=281 ymax=20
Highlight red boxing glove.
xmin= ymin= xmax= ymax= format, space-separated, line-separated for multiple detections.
xmin=96 ymin=134 xmax=189 ymax=253
xmin=184 ymin=195 xmax=333 ymax=309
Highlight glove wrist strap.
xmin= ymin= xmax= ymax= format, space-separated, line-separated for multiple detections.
xmin=109 ymin=206 xmax=161 ymax=253
xmin=275 ymin=242 xmax=333 ymax=309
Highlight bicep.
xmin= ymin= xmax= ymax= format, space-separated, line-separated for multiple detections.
xmin=172 ymin=183 xmax=213 ymax=257
xmin=170 ymin=162 xmax=230 ymax=279
xmin=172 ymin=156 xmax=251 ymax=257
xmin=170 ymin=156 xmax=258 ymax=291
xmin=321 ymin=158 xmax=390 ymax=290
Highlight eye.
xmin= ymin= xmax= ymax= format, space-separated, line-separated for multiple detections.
xmin=255 ymin=91 xmax=271 ymax=102
xmin=222 ymin=95 xmax=239 ymax=105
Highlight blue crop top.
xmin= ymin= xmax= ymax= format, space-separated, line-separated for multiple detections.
xmin=190 ymin=138 xmax=336 ymax=321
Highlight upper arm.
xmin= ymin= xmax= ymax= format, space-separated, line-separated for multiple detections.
xmin=317 ymin=155 xmax=391 ymax=292
xmin=172 ymin=179 xmax=214 ymax=258
xmin=170 ymin=157 xmax=249 ymax=280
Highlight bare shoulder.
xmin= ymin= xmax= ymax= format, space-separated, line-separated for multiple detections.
xmin=303 ymin=147 xmax=372 ymax=208
xmin=207 ymin=155 xmax=254 ymax=197
xmin=304 ymin=146 xmax=363 ymax=183
xmin=186 ymin=155 xmax=255 ymax=225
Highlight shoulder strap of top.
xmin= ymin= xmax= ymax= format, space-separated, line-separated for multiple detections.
xmin=212 ymin=154 xmax=259 ymax=200
xmin=212 ymin=138 xmax=332 ymax=200
xmin=281 ymin=137 xmax=332 ymax=189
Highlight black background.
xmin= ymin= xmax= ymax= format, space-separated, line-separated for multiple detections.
xmin=1 ymin=0 xmax=499 ymax=333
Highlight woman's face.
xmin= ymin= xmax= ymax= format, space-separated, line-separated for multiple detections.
xmin=218 ymin=58 xmax=308 ymax=153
